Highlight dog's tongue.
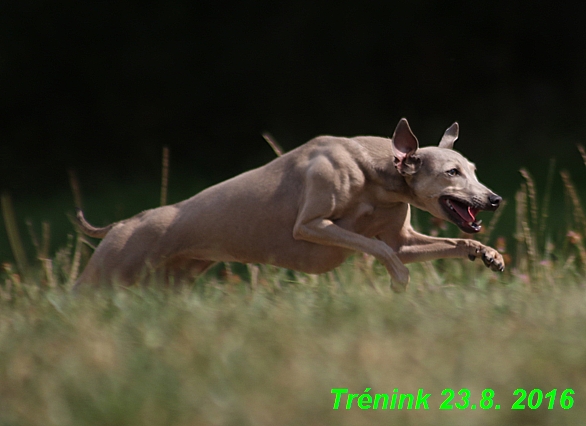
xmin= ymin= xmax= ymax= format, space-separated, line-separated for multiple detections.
xmin=452 ymin=201 xmax=477 ymax=222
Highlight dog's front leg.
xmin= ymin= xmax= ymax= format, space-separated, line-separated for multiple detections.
xmin=391 ymin=227 xmax=505 ymax=272
xmin=294 ymin=217 xmax=410 ymax=289
xmin=293 ymin=156 xmax=410 ymax=291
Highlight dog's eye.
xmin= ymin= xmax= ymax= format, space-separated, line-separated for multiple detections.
xmin=446 ymin=168 xmax=460 ymax=177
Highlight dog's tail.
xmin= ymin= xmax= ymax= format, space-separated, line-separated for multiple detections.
xmin=75 ymin=208 xmax=115 ymax=239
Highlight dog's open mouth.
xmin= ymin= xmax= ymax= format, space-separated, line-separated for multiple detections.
xmin=439 ymin=196 xmax=482 ymax=233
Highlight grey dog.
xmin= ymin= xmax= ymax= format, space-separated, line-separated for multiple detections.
xmin=74 ymin=118 xmax=504 ymax=292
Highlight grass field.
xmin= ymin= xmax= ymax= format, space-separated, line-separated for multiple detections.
xmin=1 ymin=162 xmax=586 ymax=425
xmin=0 ymin=260 xmax=584 ymax=426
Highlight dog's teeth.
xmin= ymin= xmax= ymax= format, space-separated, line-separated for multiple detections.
xmin=476 ymin=220 xmax=482 ymax=225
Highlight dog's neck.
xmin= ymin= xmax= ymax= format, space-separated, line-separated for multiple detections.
xmin=352 ymin=137 xmax=418 ymax=206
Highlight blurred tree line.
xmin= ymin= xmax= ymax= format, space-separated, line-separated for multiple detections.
xmin=1 ymin=0 xmax=586 ymax=198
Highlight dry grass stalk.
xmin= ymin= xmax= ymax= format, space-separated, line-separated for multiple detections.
xmin=514 ymin=183 xmax=538 ymax=279
xmin=42 ymin=258 xmax=57 ymax=288
xmin=566 ymin=230 xmax=586 ymax=267
xmin=420 ymin=261 xmax=442 ymax=290
xmin=26 ymin=220 xmax=55 ymax=286
xmin=248 ymin=264 xmax=259 ymax=291
xmin=518 ymin=170 xmax=541 ymax=277
xmin=1 ymin=192 xmax=28 ymax=277
xmin=514 ymin=186 xmax=528 ymax=271
xmin=223 ymin=262 xmax=239 ymax=284
xmin=522 ymin=216 xmax=538 ymax=278
xmin=26 ymin=220 xmax=51 ymax=259
xmin=538 ymin=158 xmax=556 ymax=238
xmin=160 ymin=146 xmax=170 ymax=206
xmin=262 ymin=132 xmax=284 ymax=157
xmin=68 ymin=168 xmax=86 ymax=285
xmin=560 ymin=170 xmax=586 ymax=236
xmin=41 ymin=221 xmax=50 ymax=259
xmin=577 ymin=144 xmax=586 ymax=167
xmin=68 ymin=169 xmax=83 ymax=209
xmin=25 ymin=220 xmax=40 ymax=256
xmin=560 ymin=170 xmax=586 ymax=267
xmin=519 ymin=168 xmax=538 ymax=233
xmin=480 ymin=199 xmax=506 ymax=245
xmin=80 ymin=236 xmax=97 ymax=250
xmin=68 ymin=233 xmax=84 ymax=286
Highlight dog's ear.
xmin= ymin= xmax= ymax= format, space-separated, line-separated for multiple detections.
xmin=438 ymin=122 xmax=459 ymax=149
xmin=392 ymin=118 xmax=421 ymax=175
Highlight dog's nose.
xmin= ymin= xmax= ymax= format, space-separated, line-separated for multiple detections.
xmin=489 ymin=194 xmax=502 ymax=208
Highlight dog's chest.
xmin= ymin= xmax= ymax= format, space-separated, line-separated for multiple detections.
xmin=334 ymin=201 xmax=406 ymax=238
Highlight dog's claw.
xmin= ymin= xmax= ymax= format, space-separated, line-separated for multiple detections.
xmin=467 ymin=243 xmax=505 ymax=273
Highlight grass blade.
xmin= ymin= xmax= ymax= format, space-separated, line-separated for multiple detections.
xmin=519 ymin=168 xmax=538 ymax=235
xmin=68 ymin=169 xmax=83 ymax=210
xmin=560 ymin=170 xmax=586 ymax=236
xmin=480 ymin=199 xmax=507 ymax=245
xmin=1 ymin=192 xmax=29 ymax=277
xmin=538 ymin=158 xmax=556 ymax=240
xmin=262 ymin=132 xmax=284 ymax=157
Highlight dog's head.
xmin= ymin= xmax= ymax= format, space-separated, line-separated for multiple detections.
xmin=392 ymin=118 xmax=501 ymax=234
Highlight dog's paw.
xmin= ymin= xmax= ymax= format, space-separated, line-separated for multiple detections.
xmin=390 ymin=277 xmax=409 ymax=293
xmin=388 ymin=259 xmax=410 ymax=293
xmin=468 ymin=244 xmax=505 ymax=272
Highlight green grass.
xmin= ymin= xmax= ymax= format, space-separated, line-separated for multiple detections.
xmin=0 ymin=259 xmax=585 ymax=426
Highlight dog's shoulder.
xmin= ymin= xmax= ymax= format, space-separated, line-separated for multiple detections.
xmin=283 ymin=135 xmax=375 ymax=170
xmin=351 ymin=136 xmax=394 ymax=157
xmin=289 ymin=135 xmax=392 ymax=160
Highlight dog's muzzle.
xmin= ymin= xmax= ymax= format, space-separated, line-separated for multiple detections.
xmin=439 ymin=193 xmax=501 ymax=234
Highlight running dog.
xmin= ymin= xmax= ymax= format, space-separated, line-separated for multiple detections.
xmin=74 ymin=118 xmax=504 ymax=292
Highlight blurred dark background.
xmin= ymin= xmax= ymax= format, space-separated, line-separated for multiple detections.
xmin=2 ymin=0 xmax=586 ymax=261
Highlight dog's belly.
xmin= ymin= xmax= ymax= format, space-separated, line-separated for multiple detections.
xmin=254 ymin=243 xmax=353 ymax=274
xmin=162 ymin=211 xmax=353 ymax=275
xmin=179 ymin=229 xmax=348 ymax=274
